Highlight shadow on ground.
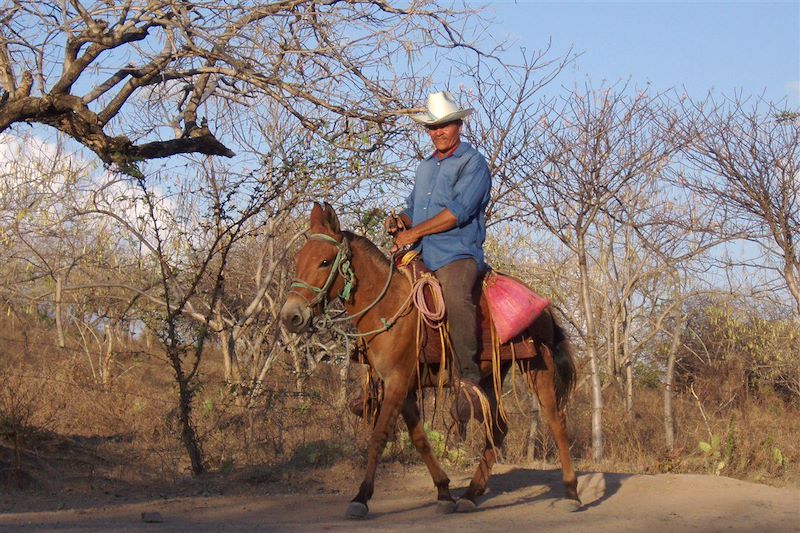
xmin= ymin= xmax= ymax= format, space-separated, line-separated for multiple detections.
xmin=452 ymin=467 xmax=630 ymax=511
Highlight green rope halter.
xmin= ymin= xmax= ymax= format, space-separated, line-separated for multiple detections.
xmin=289 ymin=233 xmax=355 ymax=308
xmin=288 ymin=232 xmax=419 ymax=350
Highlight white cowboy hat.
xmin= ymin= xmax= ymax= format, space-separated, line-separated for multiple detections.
xmin=410 ymin=91 xmax=473 ymax=126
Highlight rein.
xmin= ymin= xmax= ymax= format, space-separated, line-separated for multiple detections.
xmin=290 ymin=233 xmax=450 ymax=352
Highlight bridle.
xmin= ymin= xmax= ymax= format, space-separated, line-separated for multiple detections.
xmin=288 ymin=232 xmax=412 ymax=340
xmin=289 ymin=233 xmax=356 ymax=309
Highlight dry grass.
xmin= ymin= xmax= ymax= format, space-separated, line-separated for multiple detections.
xmin=1 ymin=315 xmax=798 ymax=498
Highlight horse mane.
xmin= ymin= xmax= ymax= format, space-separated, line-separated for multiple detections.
xmin=343 ymin=231 xmax=391 ymax=268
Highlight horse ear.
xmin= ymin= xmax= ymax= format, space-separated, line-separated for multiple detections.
xmin=322 ymin=202 xmax=341 ymax=235
xmin=309 ymin=202 xmax=325 ymax=228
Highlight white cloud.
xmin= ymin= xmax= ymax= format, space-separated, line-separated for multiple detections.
xmin=0 ymin=132 xmax=93 ymax=183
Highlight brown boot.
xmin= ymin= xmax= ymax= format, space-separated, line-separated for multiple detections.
xmin=451 ymin=378 xmax=489 ymax=424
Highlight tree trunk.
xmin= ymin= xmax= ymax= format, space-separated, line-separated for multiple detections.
xmin=101 ymin=325 xmax=114 ymax=388
xmin=663 ymin=311 xmax=684 ymax=453
xmin=625 ymin=362 xmax=634 ymax=414
xmin=784 ymin=261 xmax=800 ymax=316
xmin=221 ymin=329 xmax=241 ymax=384
xmin=527 ymin=393 xmax=541 ymax=463
xmin=577 ymin=238 xmax=604 ymax=462
xmin=290 ymin=339 xmax=305 ymax=393
xmin=178 ymin=397 xmax=204 ymax=475
xmin=608 ymin=315 xmax=619 ymax=380
xmin=55 ymin=277 xmax=66 ymax=348
xmin=338 ymin=357 xmax=350 ymax=411
xmin=167 ymin=342 xmax=205 ymax=475
xmin=216 ymin=301 xmax=241 ymax=385
xmin=247 ymin=328 xmax=284 ymax=407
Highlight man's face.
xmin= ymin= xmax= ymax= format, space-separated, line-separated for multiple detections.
xmin=426 ymin=121 xmax=461 ymax=153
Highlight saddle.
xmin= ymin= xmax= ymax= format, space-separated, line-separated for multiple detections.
xmin=396 ymin=252 xmax=541 ymax=365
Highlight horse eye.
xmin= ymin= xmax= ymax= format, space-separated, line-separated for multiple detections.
xmin=320 ymin=259 xmax=331 ymax=267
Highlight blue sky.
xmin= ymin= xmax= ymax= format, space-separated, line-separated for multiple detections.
xmin=485 ymin=1 xmax=799 ymax=106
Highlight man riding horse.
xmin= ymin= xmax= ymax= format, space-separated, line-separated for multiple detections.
xmin=279 ymin=93 xmax=581 ymax=517
xmin=387 ymin=91 xmax=491 ymax=423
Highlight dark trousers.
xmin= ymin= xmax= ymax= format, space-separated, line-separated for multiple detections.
xmin=435 ymin=258 xmax=481 ymax=381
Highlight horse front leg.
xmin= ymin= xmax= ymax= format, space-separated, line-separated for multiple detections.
xmin=346 ymin=376 xmax=407 ymax=519
xmin=401 ymin=391 xmax=456 ymax=513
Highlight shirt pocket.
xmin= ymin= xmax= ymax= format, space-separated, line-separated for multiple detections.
xmin=433 ymin=168 xmax=458 ymax=206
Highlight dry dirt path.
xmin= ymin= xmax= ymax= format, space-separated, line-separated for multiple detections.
xmin=1 ymin=464 xmax=798 ymax=532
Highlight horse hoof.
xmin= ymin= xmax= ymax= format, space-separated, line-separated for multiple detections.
xmin=346 ymin=502 xmax=369 ymax=519
xmin=455 ymin=498 xmax=478 ymax=513
xmin=555 ymin=498 xmax=581 ymax=512
xmin=436 ymin=499 xmax=457 ymax=514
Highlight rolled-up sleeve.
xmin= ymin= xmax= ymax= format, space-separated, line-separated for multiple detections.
xmin=443 ymin=154 xmax=491 ymax=226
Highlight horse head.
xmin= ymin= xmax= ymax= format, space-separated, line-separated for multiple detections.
xmin=279 ymin=202 xmax=352 ymax=333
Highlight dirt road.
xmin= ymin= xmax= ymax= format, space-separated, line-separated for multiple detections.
xmin=1 ymin=464 xmax=798 ymax=532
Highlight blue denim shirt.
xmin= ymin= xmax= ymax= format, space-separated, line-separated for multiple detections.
xmin=401 ymin=142 xmax=491 ymax=271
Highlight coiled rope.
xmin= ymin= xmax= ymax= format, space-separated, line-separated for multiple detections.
xmin=411 ymin=274 xmax=447 ymax=328
xmin=327 ymin=268 xmax=447 ymax=340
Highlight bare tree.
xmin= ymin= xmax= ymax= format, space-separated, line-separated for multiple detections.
xmin=1 ymin=0 xmax=489 ymax=172
xmin=680 ymin=96 xmax=800 ymax=315
xmin=118 ymin=160 xmax=294 ymax=474
xmin=0 ymin=134 xmax=118 ymax=352
xmin=1 ymin=119 xmax=366 ymax=471
xmin=511 ymin=85 xmax=685 ymax=461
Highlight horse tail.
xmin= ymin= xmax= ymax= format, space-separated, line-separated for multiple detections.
xmin=551 ymin=314 xmax=577 ymax=412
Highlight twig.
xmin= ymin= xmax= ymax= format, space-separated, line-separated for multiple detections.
xmin=689 ymin=383 xmax=713 ymax=440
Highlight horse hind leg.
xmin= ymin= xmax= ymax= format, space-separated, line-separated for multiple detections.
xmin=521 ymin=351 xmax=581 ymax=511
xmin=401 ymin=392 xmax=457 ymax=513
xmin=457 ymin=366 xmax=511 ymax=512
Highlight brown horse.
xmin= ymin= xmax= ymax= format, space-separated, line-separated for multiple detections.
xmin=279 ymin=202 xmax=581 ymax=518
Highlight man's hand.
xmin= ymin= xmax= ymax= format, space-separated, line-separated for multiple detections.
xmin=384 ymin=211 xmax=411 ymax=236
xmin=394 ymin=229 xmax=418 ymax=247
xmin=389 ymin=209 xmax=457 ymax=254
xmin=390 ymin=229 xmax=419 ymax=254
